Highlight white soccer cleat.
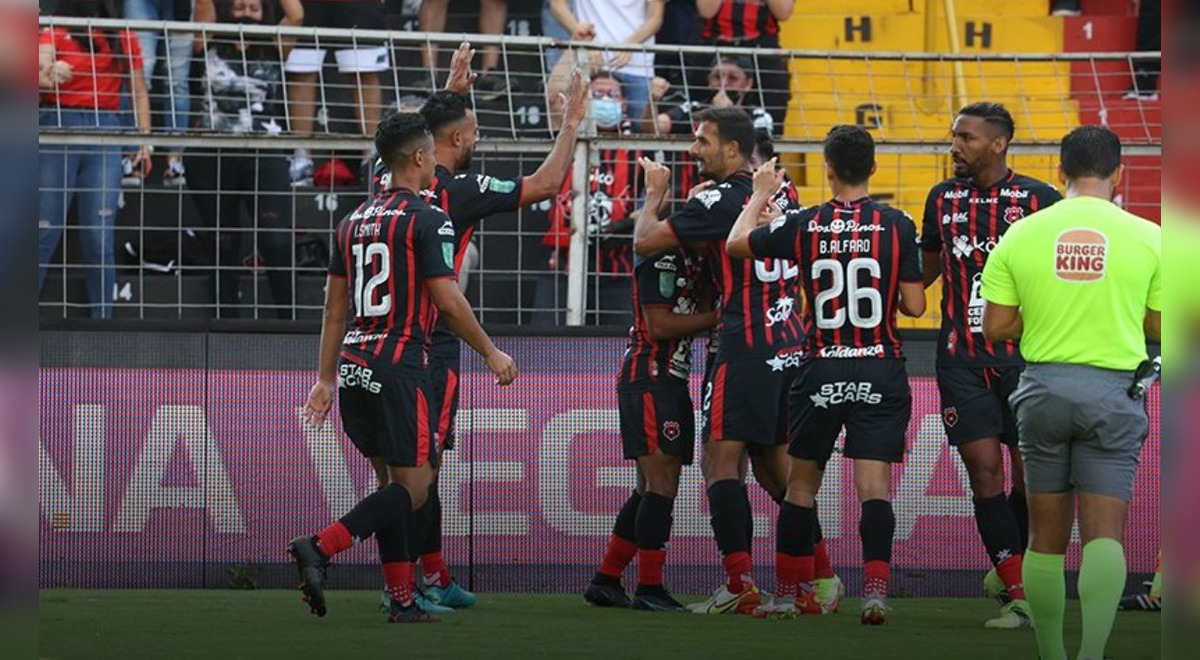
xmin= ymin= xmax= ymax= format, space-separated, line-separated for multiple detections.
xmin=984 ymin=599 xmax=1033 ymax=629
xmin=983 ymin=567 xmax=1008 ymax=603
xmin=753 ymin=594 xmax=798 ymax=620
xmin=815 ymin=575 xmax=844 ymax=612
xmin=687 ymin=583 xmax=761 ymax=615
xmin=860 ymin=590 xmax=888 ymax=625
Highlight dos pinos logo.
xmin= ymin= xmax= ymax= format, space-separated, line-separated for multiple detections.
xmin=1054 ymin=228 xmax=1107 ymax=282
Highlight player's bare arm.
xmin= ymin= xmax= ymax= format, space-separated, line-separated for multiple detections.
xmin=726 ymin=158 xmax=782 ymax=258
xmin=632 ymin=157 xmax=676 ymax=255
xmin=1144 ymin=309 xmax=1161 ymax=341
xmin=304 ymin=274 xmax=350 ymax=429
xmin=898 ymin=281 xmax=927 ymax=318
xmin=642 ymin=305 xmax=719 ymax=342
xmin=981 ymin=301 xmax=1023 ymax=342
xmin=519 ymin=69 xmax=586 ymax=205
xmin=427 ymin=277 xmax=518 ymax=386
xmin=922 ymin=250 xmax=942 ymax=287
xmin=444 ymin=41 xmax=478 ymax=95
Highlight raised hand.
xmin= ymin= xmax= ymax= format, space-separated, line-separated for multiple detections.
xmin=639 ymin=156 xmax=671 ymax=195
xmin=560 ymin=68 xmax=587 ymax=129
xmin=753 ymin=158 xmax=783 ymax=198
xmin=445 ymin=41 xmax=478 ymax=95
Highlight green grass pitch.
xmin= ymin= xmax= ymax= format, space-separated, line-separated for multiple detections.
xmin=38 ymin=590 xmax=1160 ymax=659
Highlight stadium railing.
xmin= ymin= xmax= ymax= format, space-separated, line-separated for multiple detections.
xmin=37 ymin=17 xmax=1161 ymax=327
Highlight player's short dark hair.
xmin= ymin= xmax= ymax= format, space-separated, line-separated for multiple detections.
xmin=375 ymin=111 xmax=432 ymax=169
xmin=754 ymin=131 xmax=776 ymax=162
xmin=420 ymin=91 xmax=471 ymax=136
xmin=957 ymin=102 xmax=1016 ymax=141
xmin=1060 ymin=125 xmax=1122 ymax=179
xmin=695 ymin=106 xmax=756 ymax=161
xmin=823 ymin=125 xmax=875 ymax=185
xmin=593 ymin=69 xmax=621 ymax=85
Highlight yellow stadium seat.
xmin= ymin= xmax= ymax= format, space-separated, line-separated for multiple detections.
xmin=790 ymin=0 xmax=914 ymax=15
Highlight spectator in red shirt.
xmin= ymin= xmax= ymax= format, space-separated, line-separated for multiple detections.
xmin=696 ymin=0 xmax=793 ymax=131
xmin=38 ymin=0 xmax=152 ymax=319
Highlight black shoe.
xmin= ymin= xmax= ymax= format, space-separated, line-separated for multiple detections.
xmin=1118 ymin=592 xmax=1161 ymax=611
xmin=632 ymin=585 xmax=685 ymax=612
xmin=474 ymin=73 xmax=507 ymax=102
xmin=287 ymin=536 xmax=329 ymax=617
xmin=584 ymin=580 xmax=632 ymax=608
xmin=386 ymin=598 xmax=441 ymax=623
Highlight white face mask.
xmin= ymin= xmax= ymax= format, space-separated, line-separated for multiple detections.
xmin=592 ymin=98 xmax=623 ymax=129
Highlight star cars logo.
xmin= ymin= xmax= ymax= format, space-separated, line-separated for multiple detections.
xmin=765 ymin=348 xmax=805 ymax=372
xmin=338 ymin=363 xmax=383 ymax=394
xmin=809 ymin=381 xmax=883 ymax=408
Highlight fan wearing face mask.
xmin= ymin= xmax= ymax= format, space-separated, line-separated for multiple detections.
xmin=541 ymin=71 xmax=643 ymax=326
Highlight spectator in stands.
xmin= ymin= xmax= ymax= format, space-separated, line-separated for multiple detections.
xmin=39 ymin=0 xmax=152 ymax=319
xmin=549 ymin=0 xmax=663 ymax=127
xmin=541 ymin=63 xmax=642 ymax=325
xmin=696 ymin=0 xmax=793 ymax=131
xmin=648 ymin=54 xmax=773 ymax=135
xmin=417 ymin=0 xmax=511 ymax=99
xmin=123 ymin=0 xmax=198 ymax=185
xmin=283 ymin=0 xmax=386 ymax=186
xmin=1125 ymin=0 xmax=1160 ymax=100
xmin=187 ymin=0 xmax=304 ymax=319
xmin=540 ymin=0 xmax=572 ymax=74
xmin=1050 ymin=1 xmax=1081 ymax=17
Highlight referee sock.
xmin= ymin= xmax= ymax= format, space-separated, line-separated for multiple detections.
xmin=594 ymin=490 xmax=641 ymax=583
xmin=316 ymin=482 xmax=412 ymax=558
xmin=1008 ymin=489 xmax=1030 ymax=550
xmin=635 ymin=492 xmax=675 ymax=587
xmin=1024 ymin=550 xmax=1067 ymax=660
xmin=1078 ymin=538 xmax=1126 ymax=660
xmin=708 ymin=479 xmax=752 ymax=592
xmin=973 ymin=494 xmax=1026 ymax=599
xmin=776 ymin=502 xmax=816 ymax=598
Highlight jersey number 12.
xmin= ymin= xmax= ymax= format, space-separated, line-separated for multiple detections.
xmin=351 ymin=243 xmax=392 ymax=318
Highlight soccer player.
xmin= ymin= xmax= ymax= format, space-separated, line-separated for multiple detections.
xmin=289 ymin=111 xmax=517 ymax=623
xmin=369 ymin=45 xmax=588 ymax=611
xmin=583 ymin=247 xmax=719 ymax=611
xmin=728 ymin=126 xmax=926 ymax=624
xmin=981 ymin=125 xmax=1160 ymax=660
xmin=920 ymin=102 xmax=1062 ymax=628
xmin=634 ymin=107 xmax=805 ymax=615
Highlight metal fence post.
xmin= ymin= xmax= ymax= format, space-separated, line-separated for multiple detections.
xmin=565 ymin=58 xmax=593 ymax=326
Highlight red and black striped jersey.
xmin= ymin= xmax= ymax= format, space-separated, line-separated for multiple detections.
xmin=749 ymin=197 xmax=922 ymax=360
xmin=666 ymin=169 xmax=805 ymax=358
xmin=328 ymin=188 xmax=457 ymax=371
xmin=700 ymin=0 xmax=780 ymax=45
xmin=920 ymin=171 xmax=1063 ymax=366
xmin=373 ymin=160 xmax=524 ymax=359
xmin=619 ymin=249 xmax=703 ymax=387
xmin=543 ymin=147 xmax=642 ymax=278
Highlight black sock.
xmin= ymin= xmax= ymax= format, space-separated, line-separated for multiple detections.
xmin=613 ymin=489 xmax=642 ymax=543
xmin=376 ymin=516 xmax=409 ymax=564
xmin=813 ymin=506 xmax=824 ymax=545
xmin=422 ymin=485 xmax=443 ymax=555
xmin=741 ymin=484 xmax=754 ymax=553
xmin=339 ymin=482 xmax=413 ymax=542
xmin=406 ymin=500 xmax=431 ymax=562
xmin=708 ymin=479 xmax=749 ymax=556
xmin=776 ymin=501 xmax=815 ymax=557
xmin=635 ymin=492 xmax=675 ymax=551
xmin=859 ymin=499 xmax=895 ymax=564
xmin=1007 ymin=490 xmax=1029 ymax=550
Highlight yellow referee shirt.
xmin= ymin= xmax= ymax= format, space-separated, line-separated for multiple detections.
xmin=981 ymin=195 xmax=1161 ymax=371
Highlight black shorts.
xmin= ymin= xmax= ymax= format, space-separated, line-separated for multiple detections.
xmin=702 ymin=351 xmax=800 ymax=446
xmin=787 ymin=359 xmax=912 ymax=468
xmin=429 ymin=353 xmax=460 ymax=451
xmin=618 ymin=379 xmax=696 ymax=464
xmin=936 ymin=365 xmax=1022 ymax=447
xmin=337 ymin=357 xmax=437 ymax=468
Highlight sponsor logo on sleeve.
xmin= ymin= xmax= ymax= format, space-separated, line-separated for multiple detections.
xmin=442 ymin=243 xmax=455 ymax=269
xmin=696 ymin=189 xmax=723 ymax=209
xmin=438 ymin=219 xmax=455 ymax=236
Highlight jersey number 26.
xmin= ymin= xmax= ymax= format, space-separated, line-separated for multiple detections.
xmin=811 ymin=257 xmax=882 ymax=330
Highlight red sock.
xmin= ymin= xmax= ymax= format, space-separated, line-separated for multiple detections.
xmin=863 ymin=560 xmax=890 ymax=595
xmin=723 ymin=551 xmax=753 ymax=593
xmin=382 ymin=561 xmax=414 ymax=605
xmin=598 ymin=535 xmax=637 ymax=579
xmin=637 ymin=549 xmax=667 ymax=587
xmin=814 ymin=540 xmax=834 ymax=579
xmin=314 ymin=521 xmax=353 ymax=558
xmin=996 ymin=554 xmax=1026 ymax=600
xmin=775 ymin=553 xmax=813 ymax=598
xmin=420 ymin=552 xmax=451 ymax=588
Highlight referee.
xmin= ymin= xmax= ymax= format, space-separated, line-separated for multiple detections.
xmin=981 ymin=125 xmax=1161 ymax=660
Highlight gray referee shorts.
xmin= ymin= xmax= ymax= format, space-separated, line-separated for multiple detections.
xmin=1009 ymin=363 xmax=1150 ymax=502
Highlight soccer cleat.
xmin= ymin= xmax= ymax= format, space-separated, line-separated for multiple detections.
xmin=984 ymin=599 xmax=1033 ymax=629
xmin=815 ymin=575 xmax=845 ymax=613
xmin=424 ymin=581 xmax=477 ymax=609
xmin=287 ymin=536 xmax=329 ymax=617
xmin=860 ymin=591 xmax=888 ymax=626
xmin=583 ymin=580 xmax=632 ymax=608
xmin=983 ymin=567 xmax=1009 ymax=603
xmin=687 ymin=583 xmax=761 ymax=615
xmin=377 ymin=589 xmax=454 ymax=615
xmin=753 ymin=594 xmax=798 ymax=620
xmin=386 ymin=598 xmax=440 ymax=623
xmin=631 ymin=585 xmax=685 ymax=612
xmin=1118 ymin=593 xmax=1161 ymax=611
